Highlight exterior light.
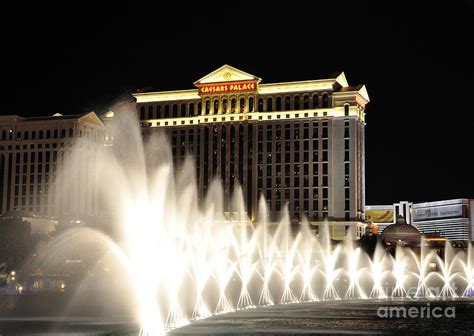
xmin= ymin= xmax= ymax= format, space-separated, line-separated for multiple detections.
xmin=11 ymin=271 xmax=15 ymax=276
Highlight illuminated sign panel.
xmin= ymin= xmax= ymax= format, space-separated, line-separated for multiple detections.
xmin=366 ymin=209 xmax=394 ymax=223
xmin=199 ymin=81 xmax=257 ymax=95
xmin=413 ymin=204 xmax=464 ymax=221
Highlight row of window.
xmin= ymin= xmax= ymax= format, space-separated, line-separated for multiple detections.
xmin=1 ymin=128 xmax=103 ymax=142
xmin=139 ymin=93 xmax=332 ymax=120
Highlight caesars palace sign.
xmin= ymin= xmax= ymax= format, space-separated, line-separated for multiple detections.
xmin=199 ymin=81 xmax=257 ymax=95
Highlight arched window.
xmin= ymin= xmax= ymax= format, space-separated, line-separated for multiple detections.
xmin=140 ymin=106 xmax=145 ymax=120
xmin=285 ymin=96 xmax=291 ymax=110
xmin=54 ymin=130 xmax=58 ymax=138
xmin=39 ymin=130 xmax=44 ymax=139
xmin=214 ymin=99 xmax=219 ymax=114
xmin=61 ymin=129 xmax=66 ymax=138
xmin=157 ymin=105 xmax=162 ymax=118
xmin=172 ymin=104 xmax=178 ymax=117
xmin=46 ymin=130 xmax=50 ymax=139
xmin=32 ymin=131 xmax=37 ymax=139
xmin=240 ymin=97 xmax=245 ymax=112
xmin=313 ymin=94 xmax=319 ymax=108
xmin=344 ymin=103 xmax=350 ymax=116
xmin=1 ymin=130 xmax=6 ymax=141
xmin=267 ymin=98 xmax=273 ymax=112
xmin=294 ymin=95 xmax=300 ymax=110
xmin=189 ymin=103 xmax=195 ymax=116
xmin=258 ymin=98 xmax=264 ymax=112
xmin=198 ymin=102 xmax=202 ymax=114
xmin=276 ymin=97 xmax=282 ymax=111
xmin=322 ymin=93 xmax=329 ymax=108
xmin=24 ymin=131 xmax=29 ymax=140
xmin=69 ymin=128 xmax=73 ymax=137
xmin=222 ymin=98 xmax=228 ymax=113
xmin=205 ymin=99 xmax=210 ymax=115
xmin=249 ymin=97 xmax=254 ymax=112
xmin=148 ymin=106 xmax=153 ymax=119
xmin=231 ymin=98 xmax=236 ymax=112
xmin=164 ymin=104 xmax=170 ymax=118
xmin=303 ymin=95 xmax=309 ymax=109
xmin=16 ymin=131 xmax=21 ymax=140
xmin=180 ymin=103 xmax=186 ymax=117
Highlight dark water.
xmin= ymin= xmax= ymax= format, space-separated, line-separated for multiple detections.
xmin=1 ymin=299 xmax=473 ymax=335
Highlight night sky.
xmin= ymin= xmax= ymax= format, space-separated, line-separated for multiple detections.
xmin=2 ymin=1 xmax=473 ymax=205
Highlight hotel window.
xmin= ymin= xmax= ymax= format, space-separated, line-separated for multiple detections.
xmin=345 ymin=188 xmax=350 ymax=198
xmin=249 ymin=97 xmax=254 ymax=112
xmin=180 ymin=103 xmax=186 ymax=117
xmin=344 ymin=103 xmax=350 ymax=116
xmin=303 ymin=95 xmax=309 ymax=109
xmin=294 ymin=95 xmax=300 ymax=110
xmin=46 ymin=130 xmax=51 ymax=138
xmin=240 ymin=97 xmax=245 ymax=112
xmin=322 ymin=93 xmax=329 ymax=108
xmin=16 ymin=131 xmax=22 ymax=140
xmin=322 ymin=127 xmax=328 ymax=138
xmin=344 ymin=151 xmax=349 ymax=161
xmin=345 ymin=139 xmax=349 ymax=150
xmin=198 ymin=102 xmax=202 ymax=114
xmin=60 ymin=130 xmax=66 ymax=138
xmin=231 ymin=98 xmax=236 ymax=112
xmin=344 ymin=176 xmax=350 ymax=186
xmin=276 ymin=97 xmax=282 ymax=111
xmin=322 ymin=176 xmax=328 ymax=186
xmin=68 ymin=129 xmax=73 ymax=137
xmin=140 ymin=106 xmax=145 ymax=120
xmin=157 ymin=105 xmax=162 ymax=118
xmin=222 ymin=99 xmax=228 ymax=113
xmin=345 ymin=212 xmax=350 ymax=221
xmin=312 ymin=94 xmax=319 ymax=108
xmin=148 ymin=106 xmax=153 ymax=119
xmin=322 ymin=139 xmax=328 ymax=150
xmin=267 ymin=98 xmax=273 ymax=112
xmin=205 ymin=100 xmax=210 ymax=115
xmin=189 ymin=103 xmax=195 ymax=116
xmin=172 ymin=104 xmax=178 ymax=117
xmin=164 ymin=105 xmax=170 ymax=118
xmin=285 ymin=96 xmax=291 ymax=110
xmin=345 ymin=163 xmax=350 ymax=174
xmin=258 ymin=98 xmax=264 ymax=112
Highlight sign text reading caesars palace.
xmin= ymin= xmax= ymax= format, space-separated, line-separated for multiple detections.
xmin=199 ymin=81 xmax=257 ymax=95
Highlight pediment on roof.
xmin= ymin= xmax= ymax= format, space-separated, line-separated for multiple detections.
xmin=194 ymin=64 xmax=261 ymax=86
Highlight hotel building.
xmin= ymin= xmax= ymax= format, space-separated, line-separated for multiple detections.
xmin=131 ymin=65 xmax=370 ymax=239
xmin=0 ymin=112 xmax=105 ymax=218
xmin=366 ymin=199 xmax=474 ymax=241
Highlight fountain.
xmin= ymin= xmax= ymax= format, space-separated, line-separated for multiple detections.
xmin=7 ymin=103 xmax=474 ymax=335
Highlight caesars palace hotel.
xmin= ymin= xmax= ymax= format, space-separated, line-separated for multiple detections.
xmin=0 ymin=65 xmax=370 ymax=239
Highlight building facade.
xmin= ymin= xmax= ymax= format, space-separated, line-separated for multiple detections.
xmin=0 ymin=112 xmax=105 ymax=218
xmin=366 ymin=199 xmax=474 ymax=241
xmin=131 ymin=65 xmax=370 ymax=238
xmin=412 ymin=199 xmax=474 ymax=241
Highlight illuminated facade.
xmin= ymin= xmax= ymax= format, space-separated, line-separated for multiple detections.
xmin=132 ymin=65 xmax=370 ymax=238
xmin=0 ymin=113 xmax=105 ymax=218
xmin=366 ymin=199 xmax=474 ymax=241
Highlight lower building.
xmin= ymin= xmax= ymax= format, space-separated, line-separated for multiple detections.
xmin=366 ymin=199 xmax=474 ymax=241
xmin=412 ymin=199 xmax=473 ymax=242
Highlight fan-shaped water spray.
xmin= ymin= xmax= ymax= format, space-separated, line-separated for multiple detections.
xmin=36 ymin=105 xmax=473 ymax=335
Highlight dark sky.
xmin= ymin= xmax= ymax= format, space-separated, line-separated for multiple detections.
xmin=1 ymin=1 xmax=474 ymax=205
